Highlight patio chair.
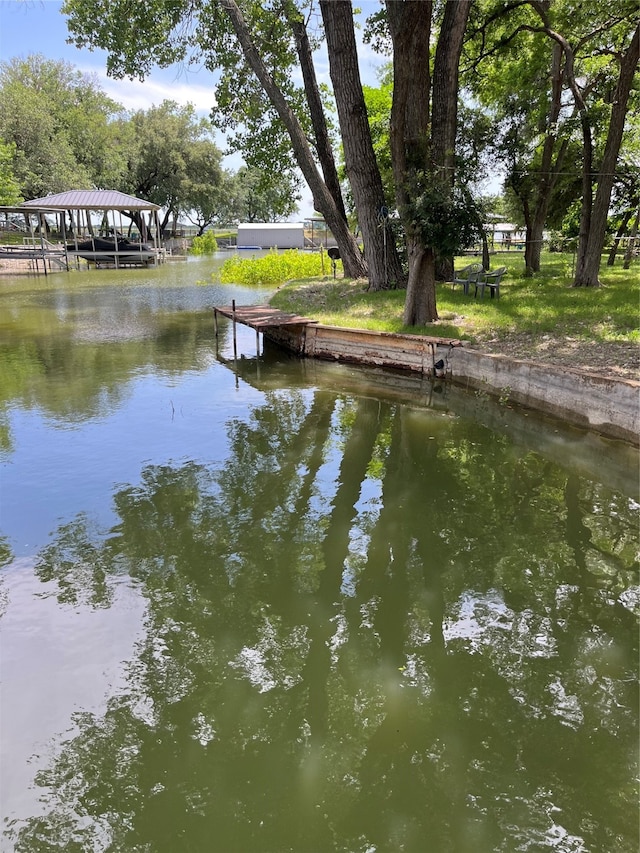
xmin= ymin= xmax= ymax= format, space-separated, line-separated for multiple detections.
xmin=452 ymin=262 xmax=484 ymax=295
xmin=475 ymin=266 xmax=507 ymax=299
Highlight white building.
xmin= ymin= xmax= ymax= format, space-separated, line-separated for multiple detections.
xmin=489 ymin=222 xmax=526 ymax=248
xmin=237 ymin=222 xmax=306 ymax=249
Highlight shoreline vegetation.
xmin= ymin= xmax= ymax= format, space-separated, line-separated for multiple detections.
xmin=264 ymin=251 xmax=639 ymax=383
xmin=2 ymin=248 xmax=637 ymax=381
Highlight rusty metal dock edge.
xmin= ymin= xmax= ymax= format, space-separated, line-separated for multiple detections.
xmin=263 ymin=323 xmax=640 ymax=447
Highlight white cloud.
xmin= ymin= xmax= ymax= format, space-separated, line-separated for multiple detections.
xmin=77 ymin=65 xmax=218 ymax=116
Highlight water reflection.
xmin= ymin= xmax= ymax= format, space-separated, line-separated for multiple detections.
xmin=0 ymin=257 xmax=252 ymax=427
xmin=3 ymin=390 xmax=637 ymax=851
xmin=1 ymin=264 xmax=638 ymax=852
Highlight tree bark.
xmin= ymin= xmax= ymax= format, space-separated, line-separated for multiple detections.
xmin=481 ymin=231 xmax=491 ymax=271
xmin=319 ymin=0 xmax=405 ymax=290
xmin=623 ymin=205 xmax=639 ymax=270
xmin=387 ymin=0 xmax=470 ymax=323
xmin=403 ymin=242 xmax=437 ymax=326
xmin=607 ymin=206 xmax=635 ymax=265
xmin=218 ymin=0 xmax=367 ymax=280
xmin=288 ymin=12 xmax=347 ymax=223
xmin=387 ymin=0 xmax=434 ymax=323
xmin=523 ymin=43 xmax=570 ymax=274
xmin=432 ymin=2 xmax=469 ymax=183
xmin=573 ymin=25 xmax=639 ymax=286
xmin=526 ymin=19 xmax=595 ymax=284
xmin=431 ymin=0 xmax=471 ymax=283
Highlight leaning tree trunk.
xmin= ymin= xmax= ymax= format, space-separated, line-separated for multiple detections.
xmin=289 ymin=13 xmax=347 ymax=223
xmin=525 ymin=44 xmax=570 ymax=275
xmin=573 ymin=24 xmax=639 ymax=286
xmin=607 ymin=206 xmax=635 ymax=265
xmin=530 ymin=20 xmax=596 ymax=285
xmin=320 ymin=0 xmax=405 ymax=290
xmin=219 ymin=0 xmax=367 ymax=280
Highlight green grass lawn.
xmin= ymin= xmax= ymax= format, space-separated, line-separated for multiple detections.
xmin=269 ymin=252 xmax=639 ymax=346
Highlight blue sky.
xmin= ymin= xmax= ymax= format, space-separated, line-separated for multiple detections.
xmin=0 ymin=1 xmax=387 ymax=115
xmin=0 ymin=0 xmax=223 ymax=115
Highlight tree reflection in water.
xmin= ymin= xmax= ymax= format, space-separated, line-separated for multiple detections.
xmin=8 ymin=388 xmax=638 ymax=853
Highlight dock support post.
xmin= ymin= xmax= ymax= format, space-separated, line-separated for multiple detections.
xmin=214 ymin=308 xmax=218 ymax=338
xmin=232 ymin=299 xmax=237 ymax=359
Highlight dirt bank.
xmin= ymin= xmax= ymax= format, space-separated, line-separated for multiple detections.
xmin=473 ymin=333 xmax=639 ymax=383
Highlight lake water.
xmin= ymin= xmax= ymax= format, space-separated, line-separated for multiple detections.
xmin=1 ymin=255 xmax=638 ymax=852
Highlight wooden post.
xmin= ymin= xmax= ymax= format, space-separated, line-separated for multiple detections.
xmin=232 ymin=299 xmax=237 ymax=359
xmin=213 ymin=308 xmax=219 ymax=338
xmin=38 ymin=213 xmax=48 ymax=276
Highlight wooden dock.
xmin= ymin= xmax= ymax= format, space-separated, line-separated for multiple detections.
xmin=213 ymin=301 xmax=465 ymax=378
xmin=213 ymin=303 xmax=318 ymax=330
xmin=214 ymin=302 xmax=319 ymax=356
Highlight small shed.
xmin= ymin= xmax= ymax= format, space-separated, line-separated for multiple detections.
xmin=237 ymin=222 xmax=305 ymax=249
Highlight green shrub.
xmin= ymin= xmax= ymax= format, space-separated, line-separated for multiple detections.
xmin=191 ymin=231 xmax=218 ymax=255
xmin=215 ymin=249 xmax=339 ymax=287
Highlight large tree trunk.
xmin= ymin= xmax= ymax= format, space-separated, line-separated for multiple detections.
xmin=386 ymin=1 xmax=434 ymax=323
xmin=524 ymin=220 xmax=544 ymax=272
xmin=573 ymin=24 xmax=639 ymax=286
xmin=320 ymin=0 xmax=405 ymax=290
xmin=387 ymin=1 xmax=470 ymax=323
xmin=219 ymin=0 xmax=367 ymax=280
xmin=403 ymin=241 xmax=437 ymax=326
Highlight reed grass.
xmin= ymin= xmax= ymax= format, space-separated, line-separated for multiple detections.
xmin=216 ymin=248 xmax=341 ymax=288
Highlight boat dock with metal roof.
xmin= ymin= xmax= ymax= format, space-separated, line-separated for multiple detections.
xmin=1 ymin=190 xmax=166 ymax=272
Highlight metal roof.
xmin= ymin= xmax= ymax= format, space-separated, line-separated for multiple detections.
xmin=20 ymin=190 xmax=160 ymax=211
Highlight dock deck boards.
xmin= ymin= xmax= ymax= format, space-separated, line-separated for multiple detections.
xmin=214 ymin=304 xmax=319 ymax=330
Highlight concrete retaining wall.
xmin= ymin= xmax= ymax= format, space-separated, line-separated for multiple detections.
xmin=448 ymin=347 xmax=639 ymax=446
xmin=263 ymin=323 xmax=639 ymax=446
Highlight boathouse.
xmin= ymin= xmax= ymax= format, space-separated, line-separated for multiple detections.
xmin=19 ymin=190 xmax=165 ymax=268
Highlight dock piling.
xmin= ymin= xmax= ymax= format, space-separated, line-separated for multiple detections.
xmin=232 ymin=299 xmax=237 ymax=359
